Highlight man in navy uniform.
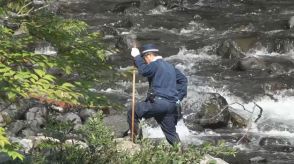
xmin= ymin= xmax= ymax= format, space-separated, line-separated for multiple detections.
xmin=127 ymin=43 xmax=188 ymax=145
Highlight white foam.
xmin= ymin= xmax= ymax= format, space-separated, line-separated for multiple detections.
xmin=166 ymin=46 xmax=219 ymax=73
xmin=179 ymin=21 xmax=215 ymax=35
xmin=148 ymin=5 xmax=170 ymax=15
xmin=246 ymin=47 xmax=280 ymax=57
xmin=234 ymin=96 xmax=294 ymax=121
xmin=142 ymin=120 xmax=192 ymax=138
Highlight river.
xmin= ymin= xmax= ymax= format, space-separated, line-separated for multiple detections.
xmin=60 ymin=0 xmax=294 ymax=163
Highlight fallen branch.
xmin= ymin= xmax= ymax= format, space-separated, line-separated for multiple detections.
xmin=254 ymin=102 xmax=263 ymax=123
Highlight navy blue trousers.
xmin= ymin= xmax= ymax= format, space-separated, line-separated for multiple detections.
xmin=127 ymin=98 xmax=180 ymax=145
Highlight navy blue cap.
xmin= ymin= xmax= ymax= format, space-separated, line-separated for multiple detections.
xmin=141 ymin=44 xmax=159 ymax=57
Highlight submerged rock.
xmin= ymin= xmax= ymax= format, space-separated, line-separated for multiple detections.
xmin=216 ymin=40 xmax=245 ymax=59
xmin=259 ymin=136 xmax=294 ymax=152
xmin=182 ymin=92 xmax=230 ymax=131
xmin=232 ymin=57 xmax=266 ymax=71
xmin=112 ymin=1 xmax=140 ymax=13
xmin=249 ymin=156 xmax=267 ymax=163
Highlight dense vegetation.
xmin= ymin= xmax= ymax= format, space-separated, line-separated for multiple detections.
xmin=0 ymin=0 xmax=110 ymax=107
xmin=31 ymin=112 xmax=236 ymax=164
xmin=0 ymin=0 xmax=110 ymax=160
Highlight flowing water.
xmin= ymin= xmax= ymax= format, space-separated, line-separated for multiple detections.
xmin=60 ymin=0 xmax=294 ymax=163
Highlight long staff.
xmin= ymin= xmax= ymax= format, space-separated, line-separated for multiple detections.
xmin=130 ymin=39 xmax=137 ymax=143
xmin=131 ymin=64 xmax=136 ymax=142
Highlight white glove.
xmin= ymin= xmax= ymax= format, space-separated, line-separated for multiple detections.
xmin=131 ymin=48 xmax=140 ymax=57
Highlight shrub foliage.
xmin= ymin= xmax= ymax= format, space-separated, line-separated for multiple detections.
xmin=32 ymin=112 xmax=236 ymax=164
xmin=0 ymin=0 xmax=110 ymax=107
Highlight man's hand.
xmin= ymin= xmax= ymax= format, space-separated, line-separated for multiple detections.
xmin=131 ymin=48 xmax=140 ymax=57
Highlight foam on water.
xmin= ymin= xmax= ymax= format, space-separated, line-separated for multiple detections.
xmin=166 ymin=46 xmax=219 ymax=73
xmin=142 ymin=119 xmax=202 ymax=144
xmin=179 ymin=21 xmax=215 ymax=35
xmin=148 ymin=5 xmax=170 ymax=15
xmin=143 ymin=120 xmax=191 ymax=138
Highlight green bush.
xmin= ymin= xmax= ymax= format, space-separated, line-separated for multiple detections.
xmin=0 ymin=127 xmax=24 ymax=161
xmin=31 ymin=112 xmax=236 ymax=164
xmin=121 ymin=139 xmax=235 ymax=164
xmin=31 ymin=111 xmax=119 ymax=164
xmin=0 ymin=0 xmax=111 ymax=107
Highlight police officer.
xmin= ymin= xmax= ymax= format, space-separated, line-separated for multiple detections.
xmin=127 ymin=43 xmax=188 ymax=145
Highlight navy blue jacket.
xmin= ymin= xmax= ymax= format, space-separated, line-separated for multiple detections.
xmin=134 ymin=56 xmax=187 ymax=103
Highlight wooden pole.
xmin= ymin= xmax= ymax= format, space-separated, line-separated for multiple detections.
xmin=129 ymin=38 xmax=137 ymax=143
xmin=131 ymin=66 xmax=136 ymax=142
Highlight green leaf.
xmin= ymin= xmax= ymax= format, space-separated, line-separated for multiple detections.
xmin=34 ymin=69 xmax=45 ymax=77
xmin=3 ymin=70 xmax=15 ymax=77
xmin=0 ymin=67 xmax=11 ymax=73
xmin=7 ymin=151 xmax=24 ymax=161
xmin=43 ymin=74 xmax=55 ymax=82
xmin=62 ymin=83 xmax=75 ymax=88
xmin=7 ymin=92 xmax=16 ymax=100
xmin=31 ymin=74 xmax=39 ymax=81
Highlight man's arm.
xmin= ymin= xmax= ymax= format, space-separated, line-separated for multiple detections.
xmin=175 ymin=68 xmax=188 ymax=101
xmin=134 ymin=56 xmax=156 ymax=77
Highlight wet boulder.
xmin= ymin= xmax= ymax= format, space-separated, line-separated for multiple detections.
xmin=182 ymin=92 xmax=230 ymax=131
xmin=112 ymin=1 xmax=140 ymax=13
xmin=228 ymin=110 xmax=247 ymax=128
xmin=259 ymin=137 xmax=294 ymax=152
xmin=233 ymin=55 xmax=293 ymax=75
xmin=232 ymin=57 xmax=266 ymax=71
xmin=216 ymin=40 xmax=245 ymax=59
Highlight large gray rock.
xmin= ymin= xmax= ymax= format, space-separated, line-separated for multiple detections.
xmin=26 ymin=106 xmax=48 ymax=132
xmin=228 ymin=110 xmax=247 ymax=128
xmin=7 ymin=120 xmax=27 ymax=136
xmin=64 ymin=112 xmax=82 ymax=125
xmin=103 ymin=114 xmax=128 ymax=138
xmin=183 ymin=92 xmax=230 ymax=131
xmin=79 ymin=109 xmax=96 ymax=122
